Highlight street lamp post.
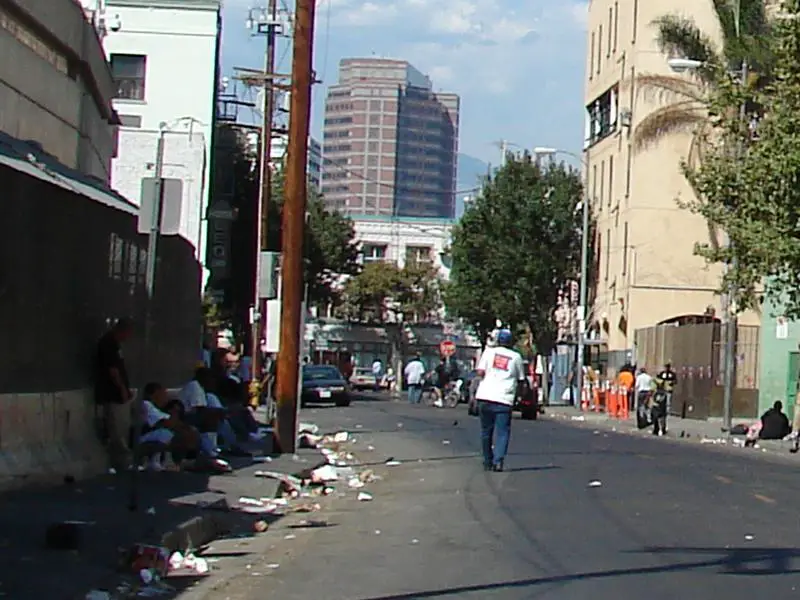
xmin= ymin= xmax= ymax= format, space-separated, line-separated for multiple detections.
xmin=533 ymin=147 xmax=590 ymax=408
xmin=666 ymin=54 xmax=748 ymax=432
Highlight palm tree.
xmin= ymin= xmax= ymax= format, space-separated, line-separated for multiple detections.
xmin=633 ymin=0 xmax=773 ymax=158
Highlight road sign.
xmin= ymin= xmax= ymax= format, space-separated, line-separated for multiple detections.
xmin=439 ymin=340 xmax=456 ymax=357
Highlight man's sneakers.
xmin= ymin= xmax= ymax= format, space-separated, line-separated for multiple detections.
xmin=483 ymin=460 xmax=504 ymax=472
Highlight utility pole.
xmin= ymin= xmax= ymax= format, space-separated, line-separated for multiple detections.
xmin=248 ymin=0 xmax=280 ymax=401
xmin=274 ymin=0 xmax=316 ymax=454
xmin=130 ymin=125 xmax=166 ymax=511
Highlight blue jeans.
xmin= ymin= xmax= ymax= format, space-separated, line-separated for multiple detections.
xmin=479 ymin=401 xmax=512 ymax=467
xmin=407 ymin=384 xmax=422 ymax=404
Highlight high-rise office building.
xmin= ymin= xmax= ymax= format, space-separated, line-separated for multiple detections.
xmin=320 ymin=58 xmax=459 ymax=218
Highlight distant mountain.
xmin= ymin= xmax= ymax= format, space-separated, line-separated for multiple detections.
xmin=455 ymin=153 xmax=489 ymax=218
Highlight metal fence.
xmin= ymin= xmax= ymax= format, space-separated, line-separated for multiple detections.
xmin=634 ymin=322 xmax=760 ymax=419
xmin=0 ymin=164 xmax=202 ymax=394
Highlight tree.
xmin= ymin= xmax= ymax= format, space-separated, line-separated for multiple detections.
xmin=445 ymin=154 xmax=583 ymax=360
xmin=633 ymin=1 xmax=773 ymax=157
xmin=338 ymin=261 xmax=442 ymax=323
xmin=269 ymin=166 xmax=360 ymax=308
xmin=682 ymin=0 xmax=800 ymax=318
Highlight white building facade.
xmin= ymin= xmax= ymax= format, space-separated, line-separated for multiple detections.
xmin=83 ymin=0 xmax=222 ymax=272
xmin=353 ymin=216 xmax=453 ymax=276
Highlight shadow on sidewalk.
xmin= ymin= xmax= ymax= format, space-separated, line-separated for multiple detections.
xmin=0 ymin=438 xmax=308 ymax=599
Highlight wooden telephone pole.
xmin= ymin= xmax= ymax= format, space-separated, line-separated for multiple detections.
xmin=249 ymin=0 xmax=280 ymax=393
xmin=274 ymin=0 xmax=316 ymax=454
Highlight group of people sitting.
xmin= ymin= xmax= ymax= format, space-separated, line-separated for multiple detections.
xmin=139 ymin=356 xmax=266 ymax=473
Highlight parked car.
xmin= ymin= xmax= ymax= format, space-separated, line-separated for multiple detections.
xmin=349 ymin=367 xmax=377 ymax=391
xmin=301 ymin=365 xmax=351 ymax=407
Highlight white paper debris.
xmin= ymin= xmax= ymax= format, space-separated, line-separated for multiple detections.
xmin=284 ymin=534 xmax=296 ymax=540
xmin=348 ymin=477 xmax=365 ymax=489
xmin=442 ymin=440 xmax=451 ymax=445
xmin=571 ymin=415 xmax=586 ymax=421
xmin=266 ymin=563 xmax=280 ymax=569
xmin=169 ymin=552 xmax=184 ymax=570
xmin=357 ymin=492 xmax=373 ymax=501
xmin=139 ymin=569 xmax=154 ymax=584
xmin=745 ymin=534 xmax=755 ymax=541
xmin=385 ymin=460 xmax=401 ymax=466
xmin=333 ymin=431 xmax=349 ymax=443
xmin=146 ymin=506 xmax=156 ymax=515
xmin=299 ymin=423 xmax=320 ymax=435
xmin=411 ymin=539 xmax=419 ymax=544
xmin=310 ymin=464 xmax=340 ymax=483
xmin=194 ymin=557 xmax=209 ymax=574
xmin=588 ymin=480 xmax=602 ymax=488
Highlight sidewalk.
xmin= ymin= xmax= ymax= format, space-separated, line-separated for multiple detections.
xmin=545 ymin=405 xmax=797 ymax=457
xmin=0 ymin=435 xmax=324 ymax=600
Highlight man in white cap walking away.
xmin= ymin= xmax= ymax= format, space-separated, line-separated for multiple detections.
xmin=475 ymin=328 xmax=528 ymax=472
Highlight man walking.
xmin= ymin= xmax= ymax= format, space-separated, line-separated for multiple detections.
xmin=475 ymin=329 xmax=527 ymax=472
xmin=403 ymin=354 xmax=426 ymax=404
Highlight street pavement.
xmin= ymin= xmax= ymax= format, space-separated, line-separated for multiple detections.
xmin=209 ymin=394 xmax=800 ymax=600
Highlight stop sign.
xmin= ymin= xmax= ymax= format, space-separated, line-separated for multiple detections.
xmin=439 ymin=340 xmax=456 ymax=357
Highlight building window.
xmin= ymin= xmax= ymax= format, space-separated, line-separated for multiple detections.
xmin=605 ymin=228 xmax=611 ymax=281
xmin=362 ymin=244 xmax=387 ymax=262
xmin=406 ymin=246 xmax=432 ymax=265
xmin=632 ymin=0 xmax=639 ymax=43
xmin=608 ymin=154 xmax=614 ymax=206
xmin=622 ymin=222 xmax=629 ymax=276
xmin=110 ymin=54 xmax=147 ymax=100
xmin=597 ymin=25 xmax=602 ymax=74
xmin=589 ymin=31 xmax=595 ymax=80
xmin=625 ymin=144 xmax=632 ymax=197
xmin=119 ymin=114 xmax=142 ymax=128
xmin=607 ymin=8 xmax=612 ymax=56
xmin=586 ymin=85 xmax=619 ymax=145
xmin=613 ymin=1 xmax=619 ymax=52
xmin=599 ymin=160 xmax=605 ymax=208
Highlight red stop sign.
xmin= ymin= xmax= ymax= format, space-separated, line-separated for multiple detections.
xmin=439 ymin=340 xmax=456 ymax=357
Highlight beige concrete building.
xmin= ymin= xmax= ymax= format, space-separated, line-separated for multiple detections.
xmin=583 ymin=0 xmax=758 ymax=352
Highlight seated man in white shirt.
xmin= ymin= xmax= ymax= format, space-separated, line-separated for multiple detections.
xmin=179 ymin=368 xmax=250 ymax=457
xmin=474 ymin=329 xmax=527 ymax=472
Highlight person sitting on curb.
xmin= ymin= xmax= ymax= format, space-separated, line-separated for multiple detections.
xmin=140 ymin=382 xmax=231 ymax=473
xmin=210 ymin=349 xmax=263 ymax=442
xmin=746 ymin=401 xmax=791 ymax=448
xmin=179 ymin=367 xmax=251 ymax=457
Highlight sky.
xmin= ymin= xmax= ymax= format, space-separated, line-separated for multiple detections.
xmin=220 ymin=0 xmax=589 ymax=166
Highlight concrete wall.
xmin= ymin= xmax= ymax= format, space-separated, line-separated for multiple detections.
xmin=583 ymin=0 xmax=759 ymax=350
xmin=0 ymin=0 xmax=118 ymax=180
xmin=112 ymin=127 xmax=208 ymax=263
xmin=0 ymin=161 xmax=201 ymax=490
xmin=759 ymin=297 xmax=800 ymax=419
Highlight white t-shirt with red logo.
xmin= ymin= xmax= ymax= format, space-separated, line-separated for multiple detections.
xmin=475 ymin=346 xmax=526 ymax=406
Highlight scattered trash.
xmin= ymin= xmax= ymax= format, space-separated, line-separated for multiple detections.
xmin=298 ymin=433 xmax=322 ymax=449
xmin=588 ymin=480 xmax=602 ymax=488
xmin=385 ymin=460 xmax=402 ymax=466
xmin=374 ymin=530 xmax=381 ymax=535
xmin=453 ymin=420 xmax=459 ymax=426
xmin=397 ymin=422 xmax=404 ymax=428
xmin=253 ymin=520 xmax=269 ymax=533
xmin=367 ymin=445 xmax=375 ymax=451
xmin=310 ymin=464 xmax=340 ymax=483
xmin=139 ymin=569 xmax=154 ymax=585
xmin=146 ymin=506 xmax=156 ymax=516
xmin=126 ymin=545 xmax=169 ymax=578
xmin=290 ymin=519 xmax=331 ymax=529
xmin=284 ymin=533 xmax=296 ymax=540
xmin=442 ymin=440 xmax=451 ymax=445
xmin=701 ymin=437 xmax=727 ymax=445
xmin=252 ymin=455 xmax=273 ymax=463
xmin=108 ymin=468 xmax=117 ymax=475
xmin=291 ymin=503 xmax=321 ymax=513
xmin=168 ymin=552 xmax=184 ymax=570
xmin=571 ymin=415 xmax=585 ymax=421
xmin=745 ymin=534 xmax=755 ymax=541
xmin=333 ymin=431 xmax=349 ymax=443
xmin=355 ymin=424 xmax=363 ymax=429
xmin=348 ymin=477 xmax=365 ymax=489
xmin=411 ymin=539 xmax=419 ymax=544
xmin=85 ymin=591 xmax=111 ymax=600
xmin=266 ymin=563 xmax=280 ymax=569
xmin=357 ymin=492 xmax=373 ymax=502
xmin=299 ymin=423 xmax=320 ymax=435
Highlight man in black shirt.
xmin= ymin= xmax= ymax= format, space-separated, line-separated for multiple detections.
xmin=94 ymin=318 xmax=134 ymax=470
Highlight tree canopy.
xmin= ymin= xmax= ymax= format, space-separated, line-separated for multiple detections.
xmin=269 ymin=166 xmax=361 ymax=307
xmin=445 ymin=154 xmax=584 ymax=352
xmin=633 ymin=0 xmax=773 ymax=155
xmin=682 ymin=0 xmax=800 ymax=317
xmin=338 ymin=260 xmax=442 ymax=324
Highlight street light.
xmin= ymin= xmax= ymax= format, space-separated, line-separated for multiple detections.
xmin=533 ymin=146 xmax=590 ymax=408
xmin=667 ymin=55 xmax=748 ymax=432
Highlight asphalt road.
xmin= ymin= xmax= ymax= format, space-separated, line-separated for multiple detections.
xmin=226 ymin=395 xmax=800 ymax=599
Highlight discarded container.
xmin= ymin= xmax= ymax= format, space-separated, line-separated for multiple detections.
xmin=310 ymin=464 xmax=339 ymax=483
xmin=357 ymin=492 xmax=373 ymax=502
xmin=127 ymin=544 xmax=169 ymax=578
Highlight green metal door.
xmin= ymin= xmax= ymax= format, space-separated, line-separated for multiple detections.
xmin=786 ymin=352 xmax=800 ymax=423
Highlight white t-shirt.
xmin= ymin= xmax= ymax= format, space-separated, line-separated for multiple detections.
xmin=179 ymin=380 xmax=208 ymax=412
xmin=635 ymin=372 xmax=654 ymax=393
xmin=144 ymin=400 xmax=170 ymax=428
xmin=475 ymin=347 xmax=526 ymax=406
xmin=404 ymin=360 xmax=426 ymax=385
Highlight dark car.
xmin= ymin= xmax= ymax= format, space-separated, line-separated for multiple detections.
xmin=301 ymin=365 xmax=351 ymax=407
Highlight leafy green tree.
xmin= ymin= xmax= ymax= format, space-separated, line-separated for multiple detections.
xmin=446 ymin=154 xmax=583 ymax=359
xmin=338 ymin=261 xmax=441 ymax=323
xmin=269 ymin=167 xmax=360 ymax=307
xmin=682 ymin=0 xmax=800 ymax=317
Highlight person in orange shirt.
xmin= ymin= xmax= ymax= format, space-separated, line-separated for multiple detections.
xmin=617 ymin=365 xmax=635 ymax=411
